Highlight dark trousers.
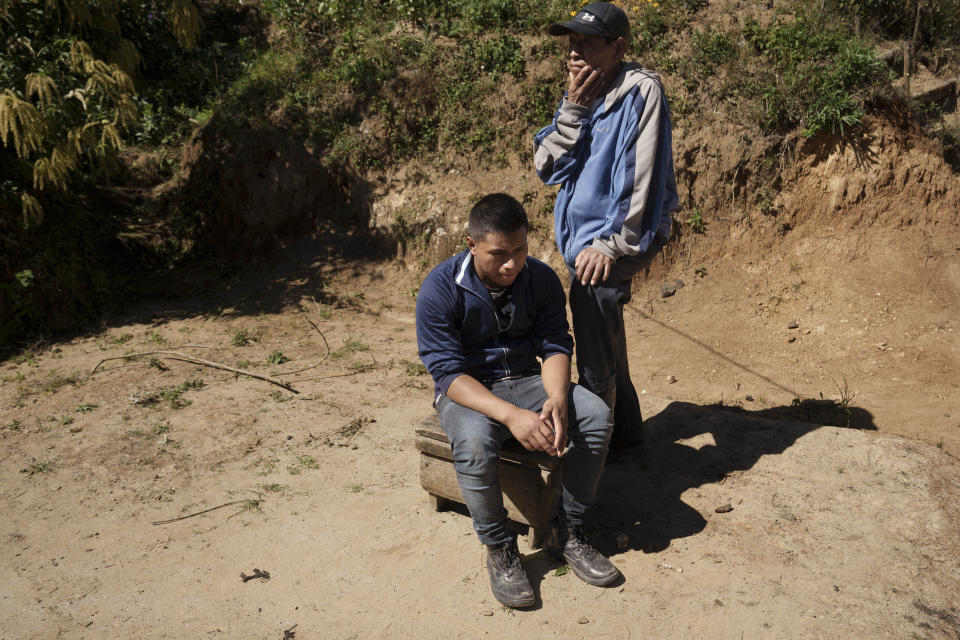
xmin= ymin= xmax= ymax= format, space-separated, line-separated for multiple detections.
xmin=566 ymin=238 xmax=665 ymax=446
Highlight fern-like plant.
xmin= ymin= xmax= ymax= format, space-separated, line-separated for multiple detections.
xmin=0 ymin=0 xmax=201 ymax=224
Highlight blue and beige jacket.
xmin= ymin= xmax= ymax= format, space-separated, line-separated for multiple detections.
xmin=416 ymin=250 xmax=573 ymax=403
xmin=534 ymin=63 xmax=679 ymax=266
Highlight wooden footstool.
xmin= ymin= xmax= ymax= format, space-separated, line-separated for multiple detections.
xmin=414 ymin=415 xmax=564 ymax=548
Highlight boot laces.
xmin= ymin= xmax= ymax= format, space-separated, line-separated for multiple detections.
xmin=566 ymin=526 xmax=601 ymax=559
xmin=491 ymin=541 xmax=522 ymax=571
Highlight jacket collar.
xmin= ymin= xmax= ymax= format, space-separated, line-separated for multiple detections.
xmin=602 ymin=62 xmax=663 ymax=113
xmin=454 ymin=250 xmax=529 ymax=303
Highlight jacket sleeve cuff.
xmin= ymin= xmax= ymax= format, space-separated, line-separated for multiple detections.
xmin=590 ymin=238 xmax=620 ymax=260
xmin=559 ymin=98 xmax=591 ymax=121
xmin=436 ymin=372 xmax=465 ymax=398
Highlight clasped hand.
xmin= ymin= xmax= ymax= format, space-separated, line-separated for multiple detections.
xmin=506 ymin=400 xmax=567 ymax=457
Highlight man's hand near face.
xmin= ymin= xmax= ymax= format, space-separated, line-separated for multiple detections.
xmin=567 ymin=64 xmax=607 ymax=107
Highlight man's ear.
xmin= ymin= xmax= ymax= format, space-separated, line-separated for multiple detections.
xmin=615 ymin=37 xmax=627 ymax=62
xmin=466 ymin=235 xmax=477 ymax=255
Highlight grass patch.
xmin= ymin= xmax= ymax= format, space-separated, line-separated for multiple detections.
xmin=21 ymin=460 xmax=53 ymax=475
xmin=400 ymin=359 xmax=427 ymax=376
xmin=287 ymin=455 xmax=320 ymax=475
xmin=159 ymin=379 xmax=205 ymax=409
xmin=331 ymin=339 xmax=368 ymax=359
xmin=231 ymin=328 xmax=262 ymax=347
xmin=268 ymin=390 xmax=290 ymax=403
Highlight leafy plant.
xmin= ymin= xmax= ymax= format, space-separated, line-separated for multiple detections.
xmin=742 ymin=17 xmax=888 ymax=137
xmin=159 ymin=378 xmax=204 ymax=409
xmin=231 ymin=328 xmax=261 ymax=347
xmin=685 ymin=207 xmax=707 ymax=234
xmin=267 ymin=350 xmax=290 ymax=365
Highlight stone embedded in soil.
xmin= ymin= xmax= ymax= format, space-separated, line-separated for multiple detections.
xmin=659 ymin=280 xmax=685 ymax=298
xmin=715 ymin=504 xmax=734 ymax=513
xmin=788 ymin=320 xmax=799 ymax=329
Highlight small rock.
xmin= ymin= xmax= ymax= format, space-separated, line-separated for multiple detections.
xmin=578 ymin=617 xmax=590 ymax=624
xmin=659 ymin=279 xmax=685 ymax=298
xmin=787 ymin=320 xmax=799 ymax=329
xmin=616 ymin=533 xmax=630 ymax=550
xmin=745 ymin=395 xmax=754 ymax=402
xmin=666 ymin=375 xmax=677 ymax=384
xmin=714 ymin=599 xmax=724 ymax=607
xmin=481 ymin=611 xmax=493 ymax=617
xmin=788 ymin=336 xmax=796 ymax=343
xmin=715 ymin=504 xmax=734 ymax=513
xmin=833 ymin=585 xmax=840 ymax=592
xmin=69 ymin=426 xmax=83 ymax=433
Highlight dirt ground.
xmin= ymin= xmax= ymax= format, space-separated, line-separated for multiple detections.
xmin=3 ymin=113 xmax=960 ymax=640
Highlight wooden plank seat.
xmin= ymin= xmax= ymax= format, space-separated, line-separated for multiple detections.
xmin=414 ymin=414 xmax=565 ymax=548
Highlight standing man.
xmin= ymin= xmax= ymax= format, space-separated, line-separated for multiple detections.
xmin=416 ymin=193 xmax=618 ymax=608
xmin=534 ymin=2 xmax=679 ymax=448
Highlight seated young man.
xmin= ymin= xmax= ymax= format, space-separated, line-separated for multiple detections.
xmin=416 ymin=193 xmax=619 ymax=608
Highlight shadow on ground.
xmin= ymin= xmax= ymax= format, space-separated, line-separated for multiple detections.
xmin=589 ymin=400 xmax=876 ymax=556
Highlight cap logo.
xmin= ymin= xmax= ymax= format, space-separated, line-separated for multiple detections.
xmin=577 ymin=12 xmax=596 ymax=23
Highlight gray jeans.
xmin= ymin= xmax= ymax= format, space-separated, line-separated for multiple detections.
xmin=567 ymin=237 xmax=666 ymax=446
xmin=437 ymin=375 xmax=612 ymax=546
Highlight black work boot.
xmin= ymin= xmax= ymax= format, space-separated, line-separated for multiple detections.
xmin=485 ymin=539 xmax=535 ymax=608
xmin=546 ymin=524 xmax=620 ymax=586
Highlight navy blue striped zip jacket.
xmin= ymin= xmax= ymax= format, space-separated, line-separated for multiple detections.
xmin=416 ymin=249 xmax=573 ymax=404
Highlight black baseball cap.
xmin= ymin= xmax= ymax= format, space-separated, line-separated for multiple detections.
xmin=547 ymin=2 xmax=631 ymax=41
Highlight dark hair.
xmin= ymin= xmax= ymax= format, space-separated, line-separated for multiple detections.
xmin=468 ymin=193 xmax=528 ymax=239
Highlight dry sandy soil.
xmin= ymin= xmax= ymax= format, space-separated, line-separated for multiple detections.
xmin=3 ymin=116 xmax=960 ymax=639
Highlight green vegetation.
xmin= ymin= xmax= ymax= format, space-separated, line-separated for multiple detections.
xmin=400 ymin=359 xmax=428 ymax=376
xmin=267 ymin=350 xmax=289 ymax=365
xmin=741 ymin=16 xmax=889 ymax=137
xmin=0 ymin=1 xmax=259 ymax=352
xmin=268 ymin=390 xmax=289 ymax=403
xmin=331 ymin=339 xmax=368 ymax=359
xmin=159 ymin=378 xmax=204 ymax=409
xmin=3 ymin=0 xmax=956 ymax=353
xmin=231 ymin=328 xmax=261 ymax=347
xmin=287 ymin=455 xmax=319 ymax=475
xmin=685 ymin=208 xmax=707 ymax=234
xmin=21 ymin=460 xmax=52 ymax=475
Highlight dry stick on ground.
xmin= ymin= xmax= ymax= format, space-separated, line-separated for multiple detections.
xmin=309 ymin=296 xmax=332 ymax=358
xmin=91 ymin=351 xmax=299 ymax=393
xmin=151 ymin=499 xmax=260 ymax=525
xmin=268 ymin=298 xmax=333 ymax=378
